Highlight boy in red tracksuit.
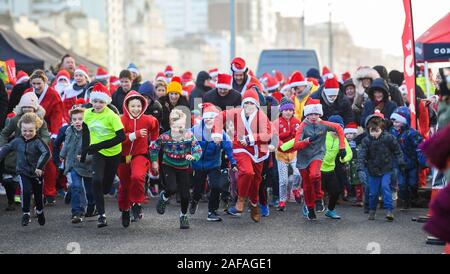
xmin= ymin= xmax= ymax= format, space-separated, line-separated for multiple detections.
xmin=118 ymin=91 xmax=159 ymax=228
xmin=212 ymin=88 xmax=272 ymax=223
xmin=289 ymin=98 xmax=346 ymax=221
xmin=26 ymin=70 xmax=64 ymax=204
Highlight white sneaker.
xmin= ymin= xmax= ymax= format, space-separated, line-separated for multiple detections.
xmin=0 ymin=184 xmax=6 ymax=195
xmin=392 ymin=191 xmax=398 ymax=201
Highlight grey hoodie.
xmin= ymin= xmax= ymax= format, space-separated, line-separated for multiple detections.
xmin=0 ymin=136 xmax=50 ymax=178
xmin=60 ymin=125 xmax=93 ymax=178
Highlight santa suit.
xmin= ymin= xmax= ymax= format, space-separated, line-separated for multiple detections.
xmin=117 ymin=91 xmax=160 ymax=211
xmin=62 ymin=83 xmax=88 ymax=123
xmin=25 ymin=85 xmax=64 ymax=198
xmin=212 ymin=89 xmax=271 ymax=205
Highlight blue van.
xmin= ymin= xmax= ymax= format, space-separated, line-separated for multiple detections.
xmin=256 ymin=49 xmax=320 ymax=78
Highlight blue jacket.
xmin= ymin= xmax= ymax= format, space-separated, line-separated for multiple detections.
xmin=390 ymin=106 xmax=424 ymax=170
xmin=191 ymin=121 xmax=236 ymax=170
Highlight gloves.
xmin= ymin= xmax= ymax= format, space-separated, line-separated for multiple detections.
xmin=338 ymin=149 xmax=346 ymax=159
xmin=358 ymin=171 xmax=367 ymax=185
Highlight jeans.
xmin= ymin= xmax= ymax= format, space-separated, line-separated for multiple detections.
xmin=397 ymin=167 xmax=418 ymax=202
xmin=67 ymin=169 xmax=94 ymax=215
xmin=19 ymin=175 xmax=43 ymax=214
xmin=368 ymin=172 xmax=393 ymax=211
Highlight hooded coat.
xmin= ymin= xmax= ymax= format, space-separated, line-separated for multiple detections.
xmin=311 ymin=84 xmax=354 ymax=125
xmin=352 ymin=67 xmax=380 ymax=119
xmin=373 ymin=65 xmax=404 ymax=107
xmin=121 ymin=91 xmax=160 ymax=158
xmin=189 ymin=71 xmax=212 ymax=110
xmin=360 ymin=78 xmax=398 ymax=128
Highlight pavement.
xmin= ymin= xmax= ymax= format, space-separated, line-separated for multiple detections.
xmin=0 ymin=195 xmax=443 ymax=254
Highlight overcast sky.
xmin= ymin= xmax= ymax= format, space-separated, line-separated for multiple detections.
xmin=274 ymin=0 xmax=450 ymax=55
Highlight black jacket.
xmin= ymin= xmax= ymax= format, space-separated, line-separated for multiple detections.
xmin=203 ymin=89 xmax=242 ymax=112
xmin=111 ymin=87 xmax=130 ymax=115
xmin=0 ymin=136 xmax=50 ymax=178
xmin=158 ymin=95 xmax=190 ymax=133
xmin=0 ymin=79 xmax=8 ymax=130
xmin=312 ymin=85 xmax=355 ymax=125
xmin=357 ymin=132 xmax=405 ymax=177
xmin=189 ymin=71 xmax=212 ymax=110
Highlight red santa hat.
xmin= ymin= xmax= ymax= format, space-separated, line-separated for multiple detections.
xmin=165 ymin=65 xmax=174 ymax=75
xmin=322 ymin=66 xmax=333 ymax=79
xmin=323 ymin=76 xmax=340 ymax=97
xmin=344 ymin=122 xmax=358 ymax=135
xmin=304 ymin=98 xmax=323 ymax=117
xmin=89 ymin=82 xmax=111 ymax=104
xmin=307 ymin=77 xmax=319 ymax=87
xmin=74 ymin=65 xmax=90 ymax=80
xmin=231 ymin=57 xmax=247 ymax=73
xmin=209 ymin=68 xmax=219 ymax=78
xmin=181 ymin=71 xmax=193 ymax=84
xmin=171 ymin=76 xmax=182 ymax=84
xmin=201 ymin=103 xmax=220 ymax=119
xmin=155 ymin=72 xmax=166 ymax=82
xmin=289 ymin=71 xmax=308 ymax=88
xmin=248 ymin=69 xmax=255 ymax=78
xmin=266 ymin=76 xmax=280 ymax=92
xmin=95 ymin=67 xmax=109 ymax=80
xmin=341 ymin=71 xmax=351 ymax=82
xmin=216 ymin=73 xmax=232 ymax=90
xmin=274 ymin=70 xmax=285 ymax=85
xmin=241 ymin=88 xmax=260 ymax=108
xmin=55 ymin=69 xmax=71 ymax=83
xmin=16 ymin=70 xmax=30 ymax=85
xmin=110 ymin=76 xmax=120 ymax=86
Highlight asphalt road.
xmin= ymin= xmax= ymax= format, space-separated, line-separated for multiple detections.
xmin=0 ymin=195 xmax=442 ymax=254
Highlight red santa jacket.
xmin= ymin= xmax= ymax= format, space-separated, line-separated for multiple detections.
xmin=25 ymin=85 xmax=63 ymax=138
xmin=273 ymin=116 xmax=301 ymax=153
xmin=121 ymin=91 xmax=160 ymax=157
xmin=212 ymin=107 xmax=272 ymax=163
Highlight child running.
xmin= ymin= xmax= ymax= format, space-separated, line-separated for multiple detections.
xmin=118 ymin=91 xmax=159 ymax=228
xmin=288 ymin=98 xmax=346 ymax=221
xmin=151 ymin=109 xmax=202 ymax=229
xmin=0 ymin=113 xmax=50 ymax=226
xmin=82 ymin=82 xmax=125 ymax=228
xmin=60 ymin=106 xmax=95 ymax=224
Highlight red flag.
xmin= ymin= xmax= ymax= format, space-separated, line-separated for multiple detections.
xmin=5 ymin=59 xmax=16 ymax=85
xmin=402 ymin=0 xmax=417 ymax=129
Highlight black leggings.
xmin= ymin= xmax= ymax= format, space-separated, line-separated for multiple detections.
xmin=92 ymin=153 xmax=121 ymax=216
xmin=19 ymin=175 xmax=43 ymax=214
xmin=321 ymin=171 xmax=343 ymax=211
xmin=162 ymin=165 xmax=190 ymax=215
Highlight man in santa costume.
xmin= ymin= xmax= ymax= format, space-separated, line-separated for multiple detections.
xmin=212 ymin=88 xmax=272 ymax=223
xmin=231 ymin=57 xmax=264 ymax=95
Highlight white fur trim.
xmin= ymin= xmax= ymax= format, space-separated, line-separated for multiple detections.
xmin=57 ymin=76 xmax=70 ymax=83
xmin=51 ymin=134 xmax=58 ymax=139
xmin=267 ymin=83 xmax=280 ymax=91
xmin=74 ymin=69 xmax=89 ymax=79
xmin=324 ymin=88 xmax=339 ymax=96
xmin=216 ymin=83 xmax=231 ymax=90
xmin=203 ymin=112 xmax=218 ymax=119
xmin=211 ymin=133 xmax=223 ymax=140
xmin=344 ymin=128 xmax=358 ymax=134
xmin=242 ymin=97 xmax=260 ymax=108
xmin=231 ymin=64 xmax=246 ymax=73
xmin=304 ymin=104 xmax=323 ymax=117
xmin=90 ymin=91 xmax=112 ymax=104
xmin=289 ymin=81 xmax=308 ymax=88
xmin=209 ymin=72 xmax=219 ymax=78
xmin=129 ymin=132 xmax=137 ymax=142
xmin=96 ymin=74 xmax=110 ymax=80
xmin=164 ymin=70 xmax=173 ymax=75
xmin=390 ymin=113 xmax=407 ymax=125
xmin=16 ymin=76 xmax=30 ymax=85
